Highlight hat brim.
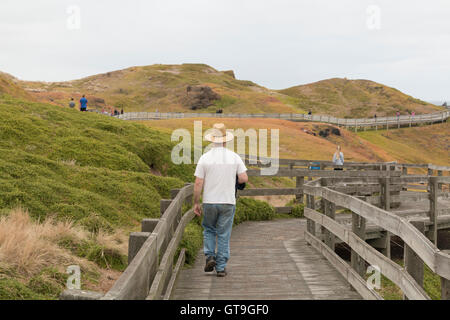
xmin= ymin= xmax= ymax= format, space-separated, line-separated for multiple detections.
xmin=204 ymin=131 xmax=234 ymax=143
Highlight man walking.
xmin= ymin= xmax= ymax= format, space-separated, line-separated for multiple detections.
xmin=80 ymin=95 xmax=88 ymax=111
xmin=193 ymin=123 xmax=248 ymax=277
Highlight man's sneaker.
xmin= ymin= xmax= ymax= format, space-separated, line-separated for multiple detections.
xmin=204 ymin=256 xmax=216 ymax=272
xmin=216 ymin=268 xmax=227 ymax=277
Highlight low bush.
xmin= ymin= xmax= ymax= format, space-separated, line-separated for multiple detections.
xmin=234 ymin=197 xmax=275 ymax=225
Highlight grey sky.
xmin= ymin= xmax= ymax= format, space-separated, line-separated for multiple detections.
xmin=0 ymin=0 xmax=449 ymax=101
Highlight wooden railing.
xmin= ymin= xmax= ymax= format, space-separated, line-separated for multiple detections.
xmin=60 ymin=157 xmax=450 ymax=300
xmin=303 ymin=175 xmax=450 ymax=300
xmin=115 ymin=110 xmax=449 ymax=129
xmin=61 ymin=183 xmax=195 ymax=300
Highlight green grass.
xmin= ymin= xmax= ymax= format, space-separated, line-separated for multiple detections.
xmin=371 ymin=260 xmax=442 ymax=300
xmin=0 ymin=93 xmax=198 ymax=299
xmin=0 ymin=94 xmax=194 ymax=225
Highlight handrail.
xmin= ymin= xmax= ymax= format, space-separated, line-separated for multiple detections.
xmin=304 ymin=181 xmax=450 ymax=277
xmin=303 ymin=175 xmax=450 ymax=300
xmin=115 ymin=110 xmax=449 ymax=128
xmin=76 ymin=183 xmax=195 ymax=300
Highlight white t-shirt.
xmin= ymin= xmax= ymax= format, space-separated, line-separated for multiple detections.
xmin=194 ymin=147 xmax=247 ymax=205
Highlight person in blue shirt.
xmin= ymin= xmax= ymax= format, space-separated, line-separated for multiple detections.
xmin=80 ymin=95 xmax=88 ymax=111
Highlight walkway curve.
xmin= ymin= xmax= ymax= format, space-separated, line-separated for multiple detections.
xmin=172 ymin=218 xmax=361 ymax=300
xmin=116 ymin=110 xmax=449 ymax=129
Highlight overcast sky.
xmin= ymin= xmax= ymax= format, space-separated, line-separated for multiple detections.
xmin=0 ymin=0 xmax=449 ymax=101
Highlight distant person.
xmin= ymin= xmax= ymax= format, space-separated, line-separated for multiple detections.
xmin=396 ymin=111 xmax=400 ymax=119
xmin=374 ymin=114 xmax=377 ymax=119
xmin=332 ymin=145 xmax=344 ymax=170
xmin=69 ymin=98 xmax=75 ymax=109
xmin=308 ymin=110 xmax=312 ymax=116
xmin=121 ymin=108 xmax=124 ymax=115
xmin=411 ymin=111 xmax=415 ymax=117
xmin=80 ymin=95 xmax=88 ymax=112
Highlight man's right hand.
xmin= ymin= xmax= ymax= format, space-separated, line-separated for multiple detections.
xmin=194 ymin=203 xmax=202 ymax=217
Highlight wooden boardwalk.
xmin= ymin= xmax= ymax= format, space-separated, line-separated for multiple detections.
xmin=117 ymin=110 xmax=449 ymax=130
xmin=172 ymin=218 xmax=361 ymax=300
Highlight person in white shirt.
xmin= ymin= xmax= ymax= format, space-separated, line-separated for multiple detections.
xmin=193 ymin=123 xmax=248 ymax=277
xmin=332 ymin=145 xmax=344 ymax=169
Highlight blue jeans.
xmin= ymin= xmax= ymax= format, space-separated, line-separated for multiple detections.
xmin=202 ymin=204 xmax=236 ymax=272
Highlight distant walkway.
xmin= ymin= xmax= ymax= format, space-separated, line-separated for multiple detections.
xmin=172 ymin=219 xmax=361 ymax=300
xmin=116 ymin=110 xmax=449 ymax=130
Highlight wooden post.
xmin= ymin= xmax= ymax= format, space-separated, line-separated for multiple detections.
xmin=402 ymin=166 xmax=408 ymax=191
xmin=306 ymin=194 xmax=316 ymax=236
xmin=442 ymin=250 xmax=450 ymax=300
xmin=438 ymin=170 xmax=443 ymax=191
xmin=403 ymin=221 xmax=425 ymax=300
xmin=128 ymin=232 xmax=151 ymax=264
xmin=160 ymin=199 xmax=172 ymax=217
xmin=351 ymin=213 xmax=366 ymax=277
xmin=141 ymin=218 xmax=159 ymax=233
xmin=380 ymin=177 xmax=391 ymax=210
xmin=368 ymin=230 xmax=391 ymax=259
xmin=429 ymin=177 xmax=438 ymax=246
xmin=381 ymin=231 xmax=391 ymax=258
xmin=296 ymin=176 xmax=304 ymax=203
xmin=170 ymin=188 xmax=181 ymax=199
xmin=320 ymin=178 xmax=327 ymax=227
xmin=184 ymin=182 xmax=193 ymax=205
xmin=323 ymin=199 xmax=336 ymax=251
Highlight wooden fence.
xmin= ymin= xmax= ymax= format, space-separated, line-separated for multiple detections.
xmin=116 ymin=110 xmax=449 ymax=130
xmin=60 ymin=157 xmax=450 ymax=300
xmin=61 ymin=183 xmax=195 ymax=300
xmin=304 ymin=174 xmax=450 ymax=300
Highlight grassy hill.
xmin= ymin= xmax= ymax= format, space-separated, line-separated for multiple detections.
xmin=0 ymin=93 xmax=198 ymax=299
xmin=20 ymin=64 xmax=297 ymax=114
xmin=17 ymin=64 xmax=443 ymax=117
xmin=357 ymin=122 xmax=449 ymax=166
xmin=279 ymin=78 xmax=442 ymax=118
xmin=0 ymin=92 xmax=276 ymax=299
xmin=0 ymin=72 xmax=33 ymax=100
xmin=144 ymin=118 xmax=449 ymax=171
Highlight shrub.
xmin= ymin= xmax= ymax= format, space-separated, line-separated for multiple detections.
xmin=291 ymin=204 xmax=305 ymax=218
xmin=78 ymin=214 xmax=114 ymax=234
xmin=234 ymin=197 xmax=275 ymax=225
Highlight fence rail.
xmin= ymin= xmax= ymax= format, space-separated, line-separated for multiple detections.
xmin=60 ymin=157 xmax=450 ymax=300
xmin=303 ymin=174 xmax=450 ymax=300
xmin=115 ymin=110 xmax=449 ymax=129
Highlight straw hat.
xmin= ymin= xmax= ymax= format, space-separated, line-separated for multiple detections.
xmin=204 ymin=123 xmax=234 ymax=143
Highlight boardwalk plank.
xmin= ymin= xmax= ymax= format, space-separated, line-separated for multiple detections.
xmin=172 ymin=219 xmax=361 ymax=300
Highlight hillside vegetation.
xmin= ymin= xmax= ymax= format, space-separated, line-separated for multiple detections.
xmin=0 ymin=72 xmax=33 ymax=100
xmin=16 ymin=64 xmax=443 ymax=117
xmin=0 ymin=93 xmax=195 ymax=298
xmin=144 ymin=118 xmax=449 ymax=169
xmin=0 ymin=93 xmax=277 ymax=299
xmin=21 ymin=64 xmax=296 ymax=114
xmin=279 ymin=78 xmax=442 ymax=118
